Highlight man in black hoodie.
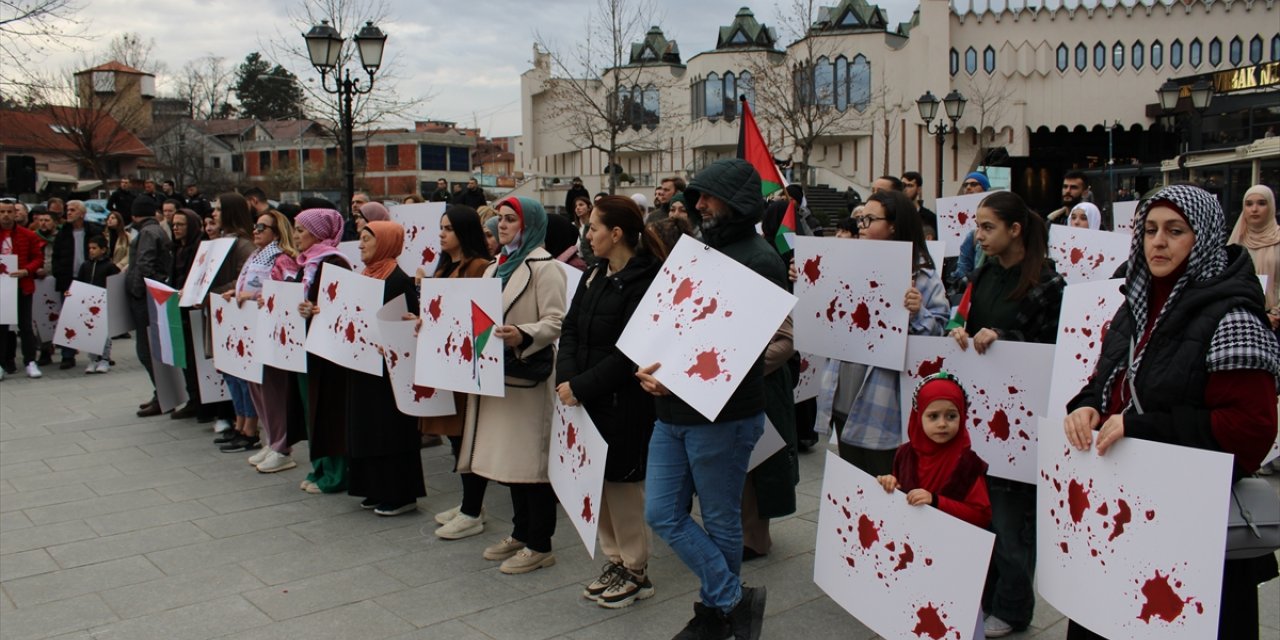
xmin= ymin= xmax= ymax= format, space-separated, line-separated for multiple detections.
xmin=126 ymin=196 xmax=173 ymax=417
xmin=638 ymin=158 xmax=784 ymax=640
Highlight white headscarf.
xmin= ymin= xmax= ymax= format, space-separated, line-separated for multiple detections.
xmin=1071 ymin=202 xmax=1102 ymax=230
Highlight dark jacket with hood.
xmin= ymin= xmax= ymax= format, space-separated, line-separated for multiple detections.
xmin=125 ymin=200 xmax=172 ymax=299
xmin=556 ymin=254 xmax=661 ymax=481
xmin=52 ymin=220 xmax=104 ymax=292
xmin=658 ymin=158 xmax=790 ymax=425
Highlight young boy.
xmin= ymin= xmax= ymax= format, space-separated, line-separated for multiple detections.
xmin=71 ymin=236 xmax=121 ymax=373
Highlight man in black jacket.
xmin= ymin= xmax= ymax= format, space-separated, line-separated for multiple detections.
xmin=127 ymin=196 xmax=173 ymax=417
xmin=563 ymin=177 xmax=589 ymax=214
xmin=107 ymin=178 xmax=136 ymax=223
xmin=51 ymin=200 xmax=103 ymax=368
xmin=428 ymin=178 xmax=451 ymax=203
xmin=457 ymin=178 xmax=487 ymax=209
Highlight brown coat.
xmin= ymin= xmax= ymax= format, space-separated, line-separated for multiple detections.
xmin=419 ymin=256 xmax=492 ymax=436
xmin=456 ymin=248 xmax=566 ymax=483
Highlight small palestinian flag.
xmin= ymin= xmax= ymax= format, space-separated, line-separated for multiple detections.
xmin=471 ymin=300 xmax=496 ymax=384
xmin=144 ymin=278 xmax=186 ymax=368
xmin=775 ymin=199 xmax=797 ymax=254
xmin=736 ymin=96 xmax=784 ymax=197
xmin=944 ymin=282 xmax=973 ymax=333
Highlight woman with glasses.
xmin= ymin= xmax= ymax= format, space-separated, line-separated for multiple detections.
xmin=244 ymin=211 xmax=301 ymax=473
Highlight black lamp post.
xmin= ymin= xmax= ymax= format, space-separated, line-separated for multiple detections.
xmin=1156 ymin=77 xmax=1214 ymax=154
xmin=303 ymin=19 xmax=387 ymax=216
xmin=916 ymin=90 xmax=967 ymax=201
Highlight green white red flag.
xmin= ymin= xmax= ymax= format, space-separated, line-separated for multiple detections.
xmin=145 ymin=278 xmax=186 ymax=368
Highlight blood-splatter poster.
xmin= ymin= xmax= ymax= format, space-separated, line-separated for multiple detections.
xmin=209 ymin=293 xmax=263 ymax=384
xmin=257 ymin=280 xmax=308 ymax=373
xmin=32 ymin=276 xmax=61 ymax=342
xmin=189 ymin=310 xmax=229 ymax=403
xmin=1047 ymin=279 xmax=1124 ymax=415
xmin=793 ymin=236 xmax=912 ymax=370
xmin=616 ymin=235 xmax=797 ymax=421
xmin=548 ymin=399 xmax=608 ymax=558
xmin=1049 ymin=226 xmax=1131 ymax=285
xmin=391 ymin=202 xmax=445 ymax=277
xmin=793 ymin=352 xmax=828 ymax=402
xmin=1112 ymin=201 xmax=1138 ymax=237
xmin=106 ymin=273 xmax=133 ymax=336
xmin=0 ymin=255 xmax=17 ymax=326
xmin=375 ymin=294 xmax=456 ymax=417
xmin=178 ymin=238 xmax=236 ymax=307
xmin=815 ymin=452 xmax=993 ymax=640
xmin=899 ymin=336 xmax=1055 ymax=484
xmin=53 ymin=281 xmax=109 ymax=355
xmin=414 ymin=277 xmax=504 ymax=397
xmin=338 ymin=240 xmax=365 ymax=273
xmin=935 ymin=192 xmax=1000 ymax=258
xmin=1036 ymin=420 xmax=1232 ymax=640
xmin=304 ymin=264 xmax=386 ymax=376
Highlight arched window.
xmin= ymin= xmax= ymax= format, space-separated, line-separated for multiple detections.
xmin=1093 ymin=42 xmax=1106 ymax=71
xmin=705 ymin=71 xmax=723 ymax=119
xmin=1075 ymin=43 xmax=1088 ymax=71
xmin=814 ymin=56 xmax=834 ymax=106
xmin=1113 ymin=42 xmax=1124 ymax=70
xmin=1056 ymin=44 xmax=1069 ymax=72
xmin=1229 ymin=37 xmax=1242 ymax=66
xmin=1273 ymin=35 xmax=1280 ymax=62
xmin=1150 ymin=40 xmax=1163 ymax=69
xmin=850 ymin=55 xmax=871 ymax=112
xmin=722 ymin=72 xmax=736 ymax=121
xmin=1189 ymin=38 xmax=1202 ymax=67
xmin=965 ymin=47 xmax=978 ymax=75
xmin=1208 ymin=38 xmax=1221 ymax=67
xmin=983 ymin=46 xmax=996 ymax=74
xmin=1250 ymin=35 xmax=1264 ymax=64
xmin=643 ymin=84 xmax=659 ymax=129
xmin=1131 ymin=41 xmax=1144 ymax=70
xmin=949 ymin=49 xmax=959 ymax=76
xmin=739 ymin=71 xmax=754 ymax=111
xmin=1171 ymin=39 xmax=1184 ymax=68
xmin=834 ymin=56 xmax=848 ymax=111
xmin=691 ymin=80 xmax=704 ymax=118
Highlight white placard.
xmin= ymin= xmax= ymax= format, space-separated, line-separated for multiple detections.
xmin=106 ymin=273 xmax=133 ymax=335
xmin=925 ymin=240 xmax=946 ymax=275
xmin=338 ymin=240 xmax=364 ymax=273
xmin=414 ymin=278 xmax=505 ymax=396
xmin=376 ymin=295 xmax=456 ymax=417
xmin=188 ymin=310 xmax=229 ymax=403
xmin=748 ymin=417 xmax=786 ymax=471
xmin=150 ymin=348 xmax=189 ymax=413
xmin=556 ymin=260 xmax=584 ymax=303
xmin=33 ymin=276 xmax=61 ymax=342
xmin=793 ymin=352 xmax=827 ymax=402
xmin=793 ymin=237 xmax=912 ymax=370
xmin=815 ymin=452 xmax=993 ymax=640
xmin=179 ymin=237 xmax=236 ymax=307
xmin=935 ymin=191 xmax=1000 ymax=257
xmin=257 ymin=281 xmax=307 ymax=373
xmin=617 ymin=235 xmax=797 ymax=421
xmin=1112 ymin=201 xmax=1138 ymax=236
xmin=900 ymin=336 xmax=1055 ymax=484
xmin=1036 ymin=420 xmax=1231 ymax=640
xmin=391 ymin=202 xmax=445 ymax=277
xmin=304 ymin=264 xmax=386 ymax=376
xmin=0 ymin=255 xmax=17 ymax=326
xmin=209 ymin=294 xmax=263 ymax=384
xmin=1048 ymin=279 xmax=1125 ymax=415
xmin=549 ymin=399 xmax=609 ymax=558
xmin=1049 ymin=225 xmax=1131 ymax=285
xmin=53 ymin=281 xmax=108 ymax=355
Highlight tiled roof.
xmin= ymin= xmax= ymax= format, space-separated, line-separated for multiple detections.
xmin=76 ymin=61 xmax=152 ymax=76
xmin=0 ymin=108 xmax=151 ymax=156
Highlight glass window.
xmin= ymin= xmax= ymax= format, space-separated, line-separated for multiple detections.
xmin=1171 ymin=39 xmax=1183 ymax=68
xmin=386 ymin=144 xmax=399 ymax=167
xmin=277 ymin=149 xmax=289 ymax=163
xmin=1251 ymin=35 xmax=1264 ymax=64
xmin=706 ymin=72 xmax=723 ymax=119
xmin=420 ymin=144 xmax=447 ymax=171
xmin=1209 ymin=37 xmax=1221 ymax=67
xmin=643 ymin=84 xmax=660 ymax=128
xmin=259 ymin=150 xmax=271 ymax=170
xmin=1229 ymin=37 xmax=1242 ymax=66
xmin=1151 ymin=40 xmax=1163 ymax=69
xmin=1272 ymin=35 xmax=1280 ymax=62
xmin=1056 ymin=44 xmax=1069 ymax=72
xmin=353 ymin=146 xmax=366 ymax=165
xmin=691 ymin=79 xmax=704 ymax=119
xmin=630 ymin=85 xmax=644 ymax=129
xmin=1131 ymin=41 xmax=1144 ymax=70
xmin=1093 ymin=42 xmax=1106 ymax=71
xmin=815 ymin=56 xmax=834 ymax=105
xmin=1075 ymin=43 xmax=1087 ymax=71
xmin=950 ymin=49 xmax=959 ymax=76
xmin=722 ymin=74 xmax=736 ymax=121
xmin=1113 ymin=42 xmax=1124 ymax=70
xmin=231 ymin=154 xmax=243 ymax=172
xmin=739 ymin=71 xmax=754 ymax=111
xmin=984 ymin=46 xmax=996 ymax=74
xmin=449 ymin=147 xmax=469 ymax=172
xmin=851 ymin=55 xmax=871 ymax=111
xmin=834 ymin=56 xmax=848 ymax=111
xmin=965 ymin=47 xmax=977 ymax=75
xmin=1189 ymin=38 xmax=1201 ymax=67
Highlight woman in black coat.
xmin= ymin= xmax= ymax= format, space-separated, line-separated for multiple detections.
xmin=555 ymin=195 xmax=660 ymax=609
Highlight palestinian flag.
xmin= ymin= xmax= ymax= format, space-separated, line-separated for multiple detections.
xmin=736 ymin=96 xmax=785 ymax=197
xmin=775 ymin=199 xmax=798 ymax=254
xmin=471 ymin=301 xmax=496 ymax=357
xmin=944 ymin=282 xmax=973 ymax=333
xmin=145 ymin=278 xmax=186 ymax=368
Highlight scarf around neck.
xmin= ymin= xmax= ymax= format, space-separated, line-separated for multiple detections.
xmin=494 ymin=197 xmax=548 ymax=286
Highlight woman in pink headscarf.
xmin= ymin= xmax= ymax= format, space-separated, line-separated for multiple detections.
xmin=291 ymin=206 xmax=354 ymax=494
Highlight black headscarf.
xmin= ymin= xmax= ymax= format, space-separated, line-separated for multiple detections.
xmin=435 ymin=205 xmax=491 ymax=278
xmin=544 ymin=211 xmax=580 ymax=258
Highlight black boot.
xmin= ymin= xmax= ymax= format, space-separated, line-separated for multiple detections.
xmin=672 ymin=602 xmax=731 ymax=640
xmin=726 ymin=586 xmax=767 ymax=640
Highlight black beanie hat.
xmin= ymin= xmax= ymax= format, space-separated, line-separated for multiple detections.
xmin=131 ymin=195 xmax=158 ymax=219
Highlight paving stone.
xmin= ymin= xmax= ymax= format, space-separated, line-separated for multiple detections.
xmin=87 ymin=467 xmax=201 ymax=496
xmin=374 ymin=572 xmax=529 ymax=628
xmin=0 ymin=549 xmax=59 ymax=581
xmin=4 ymin=555 xmax=163 ymax=608
xmin=216 ymin=600 xmax=414 ymax=640
xmin=144 ymin=527 xmax=310 ymax=576
xmin=460 ymin=581 xmax=627 ymax=640
xmin=243 ymin=533 xmax=411 ymax=586
xmin=85 ymin=501 xmax=217 ymax=536
xmin=0 ymin=483 xmax=95 ymax=514
xmin=0 ymin=460 xmax=51 ymax=480
xmin=0 ymin=520 xmax=98 ymax=555
xmin=47 ymin=522 xmax=212 ymax=569
xmin=0 ymin=593 xmax=117 ymax=640
xmin=192 ymin=499 xmax=342 ymax=539
xmin=197 ymin=481 xmax=311 ymax=515
xmin=41 ymin=447 xmax=154 ymax=473
xmin=99 ymin=564 xmax=264 ymax=619
xmin=87 ymin=594 xmax=271 ymax=640
xmin=6 ymin=465 xmax=124 ymax=493
xmin=242 ymin=564 xmax=407 ymax=621
xmin=386 ymin=619 xmax=497 ymax=640
xmin=372 ymin=535 xmax=497 ymax=588
xmin=156 ymin=468 xmax=292 ymax=501
xmin=285 ymin=505 xmax=424 ymax=545
xmin=0 ymin=509 xmax=33 ymax=532
xmin=23 ymin=488 xmax=170 ymax=526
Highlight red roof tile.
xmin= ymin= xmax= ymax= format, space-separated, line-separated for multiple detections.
xmin=0 ymin=108 xmax=152 ymax=157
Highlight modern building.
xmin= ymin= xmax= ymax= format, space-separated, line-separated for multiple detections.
xmin=518 ymin=0 xmax=1279 ymax=219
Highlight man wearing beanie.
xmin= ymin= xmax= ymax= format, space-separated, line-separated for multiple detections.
xmin=962 ymin=171 xmax=990 ymax=194
xmin=951 ymin=173 xmax=990 ymax=292
xmin=638 ymin=158 xmax=785 ymax=640
xmin=126 ymin=195 xmax=173 ymax=416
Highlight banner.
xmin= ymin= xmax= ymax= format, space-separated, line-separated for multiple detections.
xmin=178 ymin=237 xmax=236 ymax=308
xmin=414 ymin=277 xmax=505 ymax=396
xmin=258 ymin=281 xmax=307 ymax=373
xmin=210 ymin=293 xmax=262 ymax=384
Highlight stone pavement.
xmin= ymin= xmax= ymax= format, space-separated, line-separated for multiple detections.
xmin=1 ymin=348 xmax=1277 ymax=640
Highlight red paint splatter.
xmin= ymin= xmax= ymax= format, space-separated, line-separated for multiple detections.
xmin=1007 ymin=385 xmax=1020 ymax=394
xmin=581 ymin=495 xmax=595 ymax=522
xmin=840 ymin=505 xmax=851 ymax=520
xmin=799 ymin=357 xmax=810 ymax=373
xmin=266 ymin=296 xmax=275 ymax=313
xmin=651 ymin=314 xmax=659 ymax=322
xmin=851 ymin=301 xmax=871 ymax=330
xmin=956 ymin=211 xmax=969 ymax=225
xmin=215 ymin=308 xmax=224 ymax=324
xmin=856 ymin=514 xmax=879 ymax=549
xmin=566 ymin=422 xmax=577 ymax=449
xmin=1145 ymin=510 xmax=1156 ymax=521
xmin=801 ymin=255 xmax=822 ymax=284
xmin=825 ymin=298 xmax=838 ymax=322
xmin=893 ymin=543 xmax=914 ymax=571
xmin=427 ymin=295 xmax=443 ymax=321
xmin=845 ymin=556 xmax=856 ymax=568
xmin=673 ymin=278 xmax=695 ymax=304
xmin=1059 ymin=542 xmax=1069 ymax=553
xmin=412 ymin=385 xmax=435 ymax=401
xmin=1109 ymin=498 xmax=1132 ymax=542
xmin=236 ymin=340 xmax=246 ymax=357
xmin=88 ymin=306 xmax=101 ymax=316
xmin=868 ymin=280 xmax=879 ymax=288
xmin=444 ymin=333 xmax=454 ymax=356
xmin=987 ymin=409 xmax=1011 ymax=441
xmin=1067 ymin=479 xmax=1091 ymax=523
xmin=460 ymin=336 xmax=473 ymax=362
xmin=1137 ymin=570 xmax=1194 ymax=623
xmin=916 ymin=356 xmax=945 ymax=378
xmin=0 ymin=263 xmax=8 ymax=274
xmin=911 ymin=603 xmax=950 ymax=639
xmin=1070 ymin=247 xmax=1085 ymax=265
xmin=325 ymin=281 xmax=339 ymax=302
xmin=1097 ymin=502 xmax=1109 ymax=516
xmin=692 ymin=298 xmax=718 ymax=322
xmin=278 ymin=328 xmax=287 ymax=345
xmin=422 ymin=246 xmax=436 ymax=264
xmin=344 ymin=321 xmax=356 ymax=343
xmin=63 ymin=327 xmax=76 ymax=340
xmin=684 ymin=349 xmax=723 ymax=380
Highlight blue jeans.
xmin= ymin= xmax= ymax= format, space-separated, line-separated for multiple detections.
xmin=222 ymin=373 xmax=256 ymax=418
xmin=644 ymin=413 xmax=764 ymax=613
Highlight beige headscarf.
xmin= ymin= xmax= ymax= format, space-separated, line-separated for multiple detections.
xmin=1229 ymin=184 xmax=1280 ymax=309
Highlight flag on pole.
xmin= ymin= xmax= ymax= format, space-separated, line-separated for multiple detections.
xmin=145 ymin=278 xmax=187 ymax=368
xmin=944 ymin=282 xmax=973 ymax=333
xmin=471 ymin=300 xmax=496 ymax=384
xmin=736 ymin=96 xmax=785 ymax=197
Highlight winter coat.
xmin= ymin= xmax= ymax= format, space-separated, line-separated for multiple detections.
xmin=0 ymin=224 xmax=45 ymax=295
xmin=556 ymin=254 xmax=660 ymax=482
xmin=125 ymin=217 xmax=172 ymax=299
xmin=74 ymin=257 xmax=120 ymax=289
xmin=457 ymin=247 xmax=566 ymax=483
xmin=52 ymin=221 xmax=103 ymax=292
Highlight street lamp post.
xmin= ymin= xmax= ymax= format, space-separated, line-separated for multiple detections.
xmin=1156 ymin=78 xmax=1214 ymax=155
xmin=303 ymin=19 xmax=387 ymax=216
xmin=915 ymin=90 xmax=967 ymax=202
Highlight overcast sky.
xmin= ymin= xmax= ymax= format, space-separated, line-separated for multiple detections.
xmin=39 ymin=0 xmax=961 ymax=137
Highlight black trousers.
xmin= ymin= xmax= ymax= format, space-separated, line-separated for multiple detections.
xmin=126 ymin=294 xmax=154 ymax=385
xmin=1 ymin=293 xmax=36 ymax=367
xmin=510 ymin=482 xmax=558 ymax=553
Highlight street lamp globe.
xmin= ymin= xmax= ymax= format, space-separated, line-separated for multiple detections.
xmin=1189 ymin=78 xmax=1214 ymax=112
xmin=1157 ymin=80 xmax=1180 ymax=112
xmin=354 ymin=21 xmax=387 ymax=74
xmin=943 ymin=90 xmax=967 ymax=121
xmin=304 ymin=20 xmax=343 ymax=72
xmin=916 ymin=91 xmax=940 ymax=122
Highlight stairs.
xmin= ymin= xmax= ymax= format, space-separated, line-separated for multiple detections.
xmin=803 ymin=183 xmax=855 ymax=231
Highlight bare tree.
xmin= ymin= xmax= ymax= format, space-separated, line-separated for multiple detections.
xmin=532 ymin=0 xmax=679 ymax=194
xmin=0 ymin=0 xmax=88 ymax=89
xmin=174 ymin=55 xmax=237 ymax=120
xmin=963 ymin=74 xmax=1015 ymax=147
xmin=867 ymin=74 xmax=904 ymax=176
xmin=26 ymin=75 xmax=150 ymax=179
xmin=101 ymin=32 xmax=168 ymax=78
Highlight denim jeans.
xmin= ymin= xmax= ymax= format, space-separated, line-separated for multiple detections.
xmin=644 ymin=413 xmax=764 ymax=613
xmin=982 ymin=477 xmax=1036 ymax=629
xmin=222 ymin=373 xmax=256 ymax=418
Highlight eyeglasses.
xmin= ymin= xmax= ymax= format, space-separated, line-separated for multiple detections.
xmin=851 ymin=215 xmax=887 ymax=228
xmin=253 ymin=223 xmax=277 ymax=233
xmin=962 ymin=181 xmax=982 ymax=188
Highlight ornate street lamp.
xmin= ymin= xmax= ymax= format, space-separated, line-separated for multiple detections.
xmin=916 ymin=89 xmax=967 ymax=201
xmin=1154 ymin=77 xmax=1214 ymax=154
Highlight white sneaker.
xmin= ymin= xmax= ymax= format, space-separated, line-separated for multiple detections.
xmin=25 ymin=362 xmax=42 ymax=379
xmin=256 ymin=451 xmax=297 ymax=473
xmin=435 ymin=505 xmax=461 ymax=526
xmin=248 ymin=447 xmax=271 ymax=466
xmin=213 ymin=419 xmax=233 ymax=434
xmin=95 ymin=361 xmax=110 ymax=374
xmin=85 ymin=362 xmax=98 ymax=374
xmin=435 ymin=513 xmax=484 ymax=540
xmin=984 ymin=615 xmax=1014 ymax=638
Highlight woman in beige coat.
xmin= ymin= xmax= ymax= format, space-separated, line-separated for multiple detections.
xmin=457 ymin=196 xmax=566 ymax=575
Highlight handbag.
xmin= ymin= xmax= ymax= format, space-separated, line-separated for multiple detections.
xmin=504 ymin=345 xmax=554 ymax=385
xmin=1127 ymin=340 xmax=1280 ymax=560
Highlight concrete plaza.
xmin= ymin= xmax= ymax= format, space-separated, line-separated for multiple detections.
xmin=1 ymin=348 xmax=1276 ymax=639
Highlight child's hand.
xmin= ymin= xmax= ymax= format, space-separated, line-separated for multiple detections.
xmin=220 ymin=290 xmax=233 ymax=302
xmin=905 ymin=489 xmax=932 ymax=506
xmin=877 ymin=475 xmax=899 ymax=493
xmin=903 ymin=286 xmax=922 ymax=315
xmin=298 ymin=301 xmax=316 ymax=318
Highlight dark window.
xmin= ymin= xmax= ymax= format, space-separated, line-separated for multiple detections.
xmin=302 ymin=148 xmax=311 ymax=162
xmin=1209 ymin=37 xmax=1221 ymax=67
xmin=277 ymin=149 xmax=289 ymax=164
xmin=1189 ymin=38 xmax=1202 ymax=67
xmin=353 ymin=146 xmax=366 ymax=165
xmin=324 ymin=147 xmax=337 ymax=162
xmin=706 ymin=71 xmax=723 ymax=118
xmin=231 ymin=154 xmax=243 ymax=172
xmin=258 ymin=150 xmax=270 ymax=170
xmin=1272 ymin=35 xmax=1280 ymax=62
xmin=449 ymin=147 xmax=469 ymax=172
xmin=815 ymin=56 xmax=834 ymax=106
xmin=965 ymin=47 xmax=978 ymax=75
xmin=420 ymin=144 xmax=447 ymax=171
xmin=983 ymin=46 xmax=996 ymax=74
xmin=1151 ymin=40 xmax=1163 ymax=69
xmin=386 ymin=144 xmax=399 ymax=167
xmin=1171 ymin=39 xmax=1183 ymax=68
xmin=739 ymin=71 xmax=754 ymax=111
xmin=721 ymin=75 xmax=736 ymax=121
xmin=1113 ymin=42 xmax=1124 ymax=70
xmin=950 ymin=49 xmax=959 ymax=76
xmin=1131 ymin=41 xmax=1144 ymax=70
xmin=1056 ymin=44 xmax=1069 ymax=72
xmin=1229 ymin=37 xmax=1243 ymax=66
xmin=1093 ymin=42 xmax=1106 ymax=71
xmin=1250 ymin=35 xmax=1264 ymax=64
xmin=212 ymin=156 xmax=222 ymax=169
xmin=1075 ymin=43 xmax=1088 ymax=71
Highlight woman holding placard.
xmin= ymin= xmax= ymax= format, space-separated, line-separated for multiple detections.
xmin=1063 ymin=184 xmax=1280 ymax=639
xmin=457 ymin=196 xmax=567 ymax=575
xmin=946 ymin=190 xmax=1064 ymax=638
xmin=243 ymin=210 xmax=300 ymax=474
xmin=556 ymin=195 xmax=660 ymax=608
xmin=209 ymin=193 xmax=259 ymax=449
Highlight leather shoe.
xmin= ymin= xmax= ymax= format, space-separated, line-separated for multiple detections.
xmin=58 ymin=359 xmax=75 ymax=370
xmin=136 ymin=401 xmax=161 ymax=417
xmin=170 ymin=404 xmax=199 ymax=420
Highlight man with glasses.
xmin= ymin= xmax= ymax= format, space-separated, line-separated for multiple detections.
xmin=950 ymin=172 xmax=990 ymax=292
xmin=0 ymin=198 xmax=47 ymax=379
